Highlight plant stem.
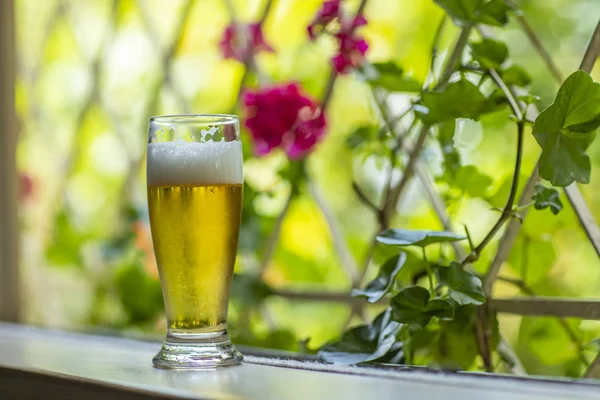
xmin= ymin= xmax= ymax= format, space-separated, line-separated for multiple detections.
xmin=258 ymin=189 xmax=294 ymax=276
xmin=515 ymin=14 xmax=564 ymax=82
xmin=421 ymin=247 xmax=434 ymax=294
xmin=579 ymin=19 xmax=600 ymax=73
xmin=462 ymin=121 xmax=524 ymax=265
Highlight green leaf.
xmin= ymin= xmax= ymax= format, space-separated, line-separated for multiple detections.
xmin=416 ymin=79 xmax=495 ymax=125
xmin=352 ymin=252 xmax=407 ymax=303
xmin=437 ymin=120 xmax=461 ymax=179
xmin=346 ymin=125 xmax=379 ymax=149
xmin=319 ymin=308 xmax=402 ymax=364
xmin=116 ymin=259 xmax=163 ymax=324
xmin=377 ymin=229 xmax=466 ymax=248
xmin=45 ymin=210 xmax=87 ymax=267
xmin=436 ymin=261 xmax=486 ymax=305
xmin=391 ymin=286 xmax=455 ymax=328
xmin=502 ymin=65 xmax=532 ymax=87
xmin=231 ymin=273 xmax=273 ymax=307
xmin=453 ymin=165 xmax=493 ymax=198
xmin=433 ymin=0 xmax=513 ymax=27
xmin=508 ymin=235 xmax=556 ymax=285
xmin=367 ymin=62 xmax=422 ymax=92
xmin=532 ymin=184 xmax=563 ymax=215
xmin=470 ymin=38 xmax=508 ymax=70
xmin=533 ymin=71 xmax=600 ymax=186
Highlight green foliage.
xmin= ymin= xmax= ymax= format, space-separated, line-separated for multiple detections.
xmin=115 ymin=259 xmax=163 ymax=324
xmin=377 ymin=228 xmax=466 ymax=247
xmin=352 ymin=252 xmax=407 ymax=303
xmin=365 ymin=62 xmax=422 ymax=93
xmin=433 ymin=0 xmax=513 ymax=27
xmin=231 ymin=273 xmax=273 ymax=307
xmin=470 ymin=38 xmax=508 ymax=69
xmin=532 ymin=184 xmax=563 ymax=215
xmin=533 ymin=71 xmax=600 ymax=186
xmin=319 ymin=308 xmax=402 ymax=364
xmin=416 ymin=79 xmax=499 ymax=125
xmin=436 ymin=262 xmax=486 ymax=305
xmin=502 ymin=65 xmax=532 ymax=87
xmin=45 ymin=211 xmax=88 ymax=267
xmin=390 ymin=286 xmax=455 ymax=329
xmin=437 ymin=120 xmax=461 ymax=178
xmin=452 ymin=165 xmax=493 ymax=198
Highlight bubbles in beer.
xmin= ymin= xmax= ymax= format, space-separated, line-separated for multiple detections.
xmin=147 ymin=140 xmax=243 ymax=186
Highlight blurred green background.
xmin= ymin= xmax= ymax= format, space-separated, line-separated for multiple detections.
xmin=14 ymin=0 xmax=600 ymax=377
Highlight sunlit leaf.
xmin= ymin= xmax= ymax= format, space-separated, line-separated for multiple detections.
xmin=533 ymin=71 xmax=600 ymax=186
xmin=319 ymin=308 xmax=402 ymax=364
xmin=453 ymin=165 xmax=493 ymax=198
xmin=416 ymin=79 xmax=498 ymax=125
xmin=346 ymin=125 xmax=379 ymax=149
xmin=365 ymin=62 xmax=422 ymax=92
xmin=352 ymin=252 xmax=407 ymax=303
xmin=377 ymin=229 xmax=466 ymax=248
xmin=436 ymin=262 xmax=486 ymax=305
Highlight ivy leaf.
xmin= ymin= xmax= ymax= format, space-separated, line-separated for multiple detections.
xmin=533 ymin=71 xmax=600 ymax=186
xmin=470 ymin=38 xmax=508 ymax=70
xmin=434 ymin=0 xmax=513 ymax=27
xmin=391 ymin=286 xmax=455 ymax=328
xmin=319 ymin=308 xmax=402 ymax=364
xmin=532 ymin=184 xmax=563 ymax=215
xmin=502 ymin=65 xmax=532 ymax=87
xmin=352 ymin=252 xmax=407 ymax=303
xmin=436 ymin=261 xmax=486 ymax=305
xmin=377 ymin=229 xmax=466 ymax=248
xmin=366 ymin=62 xmax=422 ymax=92
xmin=453 ymin=165 xmax=493 ymax=198
xmin=416 ymin=79 xmax=495 ymax=125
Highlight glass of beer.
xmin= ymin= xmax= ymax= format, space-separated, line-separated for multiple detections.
xmin=147 ymin=114 xmax=243 ymax=369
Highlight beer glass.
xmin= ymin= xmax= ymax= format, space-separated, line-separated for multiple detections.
xmin=147 ymin=114 xmax=243 ymax=369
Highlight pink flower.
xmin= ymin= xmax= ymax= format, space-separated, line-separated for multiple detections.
xmin=307 ymin=0 xmax=342 ymax=40
xmin=19 ymin=173 xmax=34 ymax=201
xmin=219 ymin=22 xmax=274 ymax=61
xmin=332 ymin=28 xmax=368 ymax=73
xmin=307 ymin=2 xmax=368 ymax=74
xmin=243 ymin=83 xmax=327 ymax=159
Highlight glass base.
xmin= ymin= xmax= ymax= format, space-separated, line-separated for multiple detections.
xmin=153 ymin=328 xmax=243 ymax=369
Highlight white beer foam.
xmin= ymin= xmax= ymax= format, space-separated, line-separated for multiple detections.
xmin=147 ymin=140 xmax=243 ymax=186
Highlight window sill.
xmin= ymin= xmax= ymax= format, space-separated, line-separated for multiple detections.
xmin=0 ymin=322 xmax=598 ymax=400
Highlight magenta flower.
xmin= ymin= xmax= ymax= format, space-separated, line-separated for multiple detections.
xmin=243 ymin=83 xmax=327 ymax=159
xmin=332 ymin=28 xmax=368 ymax=74
xmin=307 ymin=2 xmax=368 ymax=74
xmin=307 ymin=0 xmax=342 ymax=40
xmin=219 ymin=22 xmax=274 ymax=61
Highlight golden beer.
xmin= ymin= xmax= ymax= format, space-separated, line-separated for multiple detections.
xmin=147 ymin=115 xmax=244 ymax=369
xmin=148 ymin=183 xmax=242 ymax=331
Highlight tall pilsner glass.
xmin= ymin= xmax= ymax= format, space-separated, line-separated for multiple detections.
xmin=147 ymin=114 xmax=243 ymax=369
